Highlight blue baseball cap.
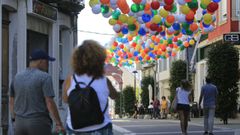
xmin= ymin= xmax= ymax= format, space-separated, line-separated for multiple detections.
xmin=29 ymin=49 xmax=56 ymax=61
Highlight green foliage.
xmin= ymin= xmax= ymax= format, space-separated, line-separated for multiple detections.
xmin=207 ymin=44 xmax=239 ymax=121
xmin=141 ymin=76 xmax=154 ymax=108
xmin=114 ymin=92 xmax=123 ymax=115
xmin=169 ymin=60 xmax=187 ymax=101
xmin=123 ymin=86 xmax=136 ymax=115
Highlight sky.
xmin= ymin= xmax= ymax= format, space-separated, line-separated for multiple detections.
xmin=77 ymin=3 xmax=115 ymax=46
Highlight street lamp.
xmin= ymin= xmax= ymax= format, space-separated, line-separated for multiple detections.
xmin=132 ymin=70 xmax=138 ymax=97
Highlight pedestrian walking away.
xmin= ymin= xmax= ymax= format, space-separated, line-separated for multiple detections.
xmin=174 ymin=79 xmax=192 ymax=135
xmin=9 ymin=49 xmax=64 ymax=135
xmin=199 ymin=77 xmax=218 ymax=135
xmin=63 ymin=40 xmax=119 ymax=135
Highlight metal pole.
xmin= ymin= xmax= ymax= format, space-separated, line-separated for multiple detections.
xmin=190 ymin=33 xmax=202 ymax=71
xmin=119 ymin=83 xmax=122 ymax=118
xmin=154 ymin=61 xmax=158 ymax=99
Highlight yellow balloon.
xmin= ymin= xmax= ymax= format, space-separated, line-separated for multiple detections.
xmin=159 ymin=9 xmax=169 ymax=18
xmin=129 ymin=60 xmax=133 ymax=65
xmin=127 ymin=16 xmax=136 ymax=25
xmin=152 ymin=15 xmax=161 ymax=24
xmin=189 ymin=39 xmax=195 ymax=45
xmin=109 ymin=18 xmax=117 ymax=25
xmin=201 ymin=0 xmax=211 ymax=6
xmin=163 ymin=40 xmax=168 ymax=45
xmin=119 ymin=14 xmax=128 ymax=23
xmin=150 ymin=43 xmax=154 ymax=48
xmin=154 ymin=46 xmax=158 ymax=51
xmin=180 ymin=5 xmax=190 ymax=15
xmin=89 ymin=0 xmax=99 ymax=7
xmin=203 ymin=13 xmax=212 ymax=25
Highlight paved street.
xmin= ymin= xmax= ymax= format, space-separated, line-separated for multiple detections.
xmin=113 ymin=117 xmax=240 ymax=135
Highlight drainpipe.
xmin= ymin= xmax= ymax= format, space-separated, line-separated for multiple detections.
xmin=0 ymin=0 xmax=3 ymax=133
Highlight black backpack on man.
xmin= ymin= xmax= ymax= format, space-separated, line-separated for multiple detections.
xmin=68 ymin=74 xmax=108 ymax=129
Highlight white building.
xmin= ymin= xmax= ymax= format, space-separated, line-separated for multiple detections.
xmin=0 ymin=0 xmax=84 ymax=134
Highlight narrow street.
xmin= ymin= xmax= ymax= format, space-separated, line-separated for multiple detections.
xmin=113 ymin=118 xmax=239 ymax=135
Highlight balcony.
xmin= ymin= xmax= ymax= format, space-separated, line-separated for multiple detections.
xmin=39 ymin=0 xmax=85 ymax=14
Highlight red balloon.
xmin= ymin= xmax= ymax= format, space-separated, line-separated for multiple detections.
xmin=164 ymin=5 xmax=173 ymax=11
xmin=150 ymin=23 xmax=158 ymax=31
xmin=133 ymin=0 xmax=142 ymax=4
xmin=185 ymin=11 xmax=195 ymax=22
xmin=151 ymin=1 xmax=160 ymax=10
xmin=156 ymin=26 xmax=163 ymax=32
xmin=207 ymin=2 xmax=218 ymax=13
xmin=164 ymin=0 xmax=174 ymax=5
xmin=100 ymin=0 xmax=110 ymax=4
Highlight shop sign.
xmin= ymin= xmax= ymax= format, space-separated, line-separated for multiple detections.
xmin=32 ymin=0 xmax=57 ymax=21
xmin=223 ymin=33 xmax=240 ymax=45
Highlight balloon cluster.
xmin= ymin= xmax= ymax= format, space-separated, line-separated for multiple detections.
xmin=89 ymin=0 xmax=221 ymax=67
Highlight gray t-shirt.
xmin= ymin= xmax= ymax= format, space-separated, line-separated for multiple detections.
xmin=10 ymin=68 xmax=55 ymax=118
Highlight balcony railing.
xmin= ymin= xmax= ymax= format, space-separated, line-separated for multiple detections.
xmin=39 ymin=0 xmax=85 ymax=14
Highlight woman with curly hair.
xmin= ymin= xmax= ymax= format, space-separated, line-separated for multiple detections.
xmin=63 ymin=40 xmax=118 ymax=135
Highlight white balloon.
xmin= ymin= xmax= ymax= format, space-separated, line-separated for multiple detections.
xmin=177 ymin=0 xmax=186 ymax=5
xmin=138 ymin=17 xmax=144 ymax=24
xmin=92 ymin=4 xmax=101 ymax=14
xmin=110 ymin=4 xmax=118 ymax=9
xmin=128 ymin=11 xmax=135 ymax=16
xmin=103 ymin=10 xmax=112 ymax=18
xmin=113 ymin=24 xmax=121 ymax=33
xmin=136 ymin=11 xmax=144 ymax=16
xmin=110 ymin=0 xmax=117 ymax=5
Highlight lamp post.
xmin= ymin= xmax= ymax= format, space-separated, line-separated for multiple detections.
xmin=132 ymin=70 xmax=138 ymax=99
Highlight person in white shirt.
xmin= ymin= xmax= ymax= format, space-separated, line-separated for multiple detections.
xmin=173 ymin=80 xmax=192 ymax=135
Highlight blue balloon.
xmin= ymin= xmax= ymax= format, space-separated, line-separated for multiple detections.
xmin=213 ymin=0 xmax=221 ymax=3
xmin=142 ymin=14 xmax=151 ymax=23
xmin=139 ymin=56 xmax=143 ymax=61
xmin=133 ymin=51 xmax=139 ymax=56
xmin=172 ymin=23 xmax=181 ymax=30
xmin=202 ymin=10 xmax=207 ymax=15
xmin=121 ymin=27 xmax=128 ymax=34
xmin=138 ymin=27 xmax=146 ymax=36
xmin=202 ymin=22 xmax=210 ymax=28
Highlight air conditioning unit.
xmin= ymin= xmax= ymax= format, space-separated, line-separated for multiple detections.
xmin=71 ymin=0 xmax=84 ymax=4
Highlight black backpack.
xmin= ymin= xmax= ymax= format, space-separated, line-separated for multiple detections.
xmin=68 ymin=74 xmax=108 ymax=129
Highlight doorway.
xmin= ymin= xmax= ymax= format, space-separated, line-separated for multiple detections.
xmin=2 ymin=8 xmax=10 ymax=135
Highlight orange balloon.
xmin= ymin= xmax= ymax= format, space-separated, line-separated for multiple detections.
xmin=184 ymin=42 xmax=189 ymax=47
xmin=127 ymin=35 xmax=133 ymax=41
xmin=145 ymin=22 xmax=151 ymax=28
xmin=133 ymin=0 xmax=142 ymax=4
xmin=117 ymin=0 xmax=130 ymax=14
xmin=190 ymin=23 xmax=198 ymax=32
xmin=100 ymin=0 xmax=110 ymax=4
xmin=166 ymin=15 xmax=175 ymax=24
xmin=144 ymin=3 xmax=151 ymax=11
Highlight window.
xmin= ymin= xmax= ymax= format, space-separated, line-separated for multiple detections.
xmin=219 ymin=0 xmax=227 ymax=23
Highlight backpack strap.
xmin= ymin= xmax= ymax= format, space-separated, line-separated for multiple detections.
xmin=103 ymin=99 xmax=108 ymax=114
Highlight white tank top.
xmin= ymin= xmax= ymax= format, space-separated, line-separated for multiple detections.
xmin=66 ymin=74 xmax=111 ymax=132
xmin=177 ymin=87 xmax=191 ymax=105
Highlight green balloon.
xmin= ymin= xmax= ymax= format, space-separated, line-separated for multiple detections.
xmin=128 ymin=24 xmax=136 ymax=31
xmin=139 ymin=4 xmax=145 ymax=11
xmin=170 ymin=4 xmax=177 ymax=13
xmin=180 ymin=45 xmax=185 ymax=50
xmin=200 ymin=3 xmax=207 ymax=9
xmin=182 ymin=22 xmax=190 ymax=29
xmin=101 ymin=5 xmax=109 ymax=14
xmin=187 ymin=0 xmax=198 ymax=9
xmin=186 ymin=29 xmax=193 ymax=35
xmin=112 ymin=10 xmax=120 ymax=19
xmin=168 ymin=39 xmax=172 ymax=44
xmin=131 ymin=4 xmax=140 ymax=13
xmin=177 ymin=40 xmax=183 ymax=45
xmin=174 ymin=31 xmax=180 ymax=36
xmin=152 ymin=10 xmax=158 ymax=16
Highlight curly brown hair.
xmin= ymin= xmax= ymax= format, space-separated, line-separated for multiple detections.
xmin=71 ymin=40 xmax=106 ymax=78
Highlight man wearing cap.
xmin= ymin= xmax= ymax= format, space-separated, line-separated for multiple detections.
xmin=9 ymin=49 xmax=64 ymax=135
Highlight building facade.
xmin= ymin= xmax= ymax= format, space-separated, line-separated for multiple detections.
xmin=0 ymin=0 xmax=84 ymax=134
xmin=194 ymin=0 xmax=240 ymax=102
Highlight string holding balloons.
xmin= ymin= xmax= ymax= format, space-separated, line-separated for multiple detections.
xmin=89 ymin=0 xmax=221 ymax=67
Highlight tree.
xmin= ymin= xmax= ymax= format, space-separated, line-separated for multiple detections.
xmin=114 ymin=91 xmax=123 ymax=116
xmin=207 ymin=44 xmax=239 ymax=123
xmin=123 ymin=86 xmax=135 ymax=115
xmin=141 ymin=76 xmax=154 ymax=108
xmin=169 ymin=60 xmax=187 ymax=101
